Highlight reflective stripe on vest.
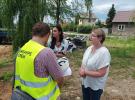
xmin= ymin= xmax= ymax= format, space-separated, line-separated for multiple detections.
xmin=37 ymin=85 xmax=59 ymax=100
xmin=15 ymin=75 xmax=59 ymax=100
xmin=15 ymin=75 xmax=52 ymax=88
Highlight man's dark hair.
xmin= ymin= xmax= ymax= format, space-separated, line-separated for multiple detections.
xmin=32 ymin=22 xmax=50 ymax=37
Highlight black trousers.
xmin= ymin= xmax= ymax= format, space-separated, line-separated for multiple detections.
xmin=82 ymin=85 xmax=103 ymax=100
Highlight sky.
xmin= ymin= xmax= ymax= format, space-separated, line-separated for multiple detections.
xmin=92 ymin=0 xmax=135 ymax=21
xmin=68 ymin=0 xmax=135 ymax=22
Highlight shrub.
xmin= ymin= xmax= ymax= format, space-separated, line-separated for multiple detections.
xmin=62 ymin=23 xmax=77 ymax=32
xmin=77 ymin=25 xmax=93 ymax=34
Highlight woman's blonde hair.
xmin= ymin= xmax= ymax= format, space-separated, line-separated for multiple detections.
xmin=92 ymin=28 xmax=105 ymax=44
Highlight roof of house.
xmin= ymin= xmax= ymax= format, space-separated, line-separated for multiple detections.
xmin=80 ymin=12 xmax=97 ymax=19
xmin=112 ymin=11 xmax=135 ymax=22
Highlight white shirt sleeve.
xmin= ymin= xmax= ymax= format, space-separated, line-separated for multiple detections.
xmin=98 ymin=49 xmax=111 ymax=69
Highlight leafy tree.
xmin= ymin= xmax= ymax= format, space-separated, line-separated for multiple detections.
xmin=1 ymin=0 xmax=48 ymax=52
xmin=47 ymin=0 xmax=72 ymax=24
xmin=1 ymin=0 xmax=73 ymax=52
xmin=84 ymin=0 xmax=92 ymax=22
xmin=70 ymin=0 xmax=84 ymax=25
xmin=106 ymin=4 xmax=116 ymax=28
xmin=0 ymin=19 xmax=2 ymax=28
xmin=96 ymin=20 xmax=102 ymax=27
xmin=0 ymin=0 xmax=3 ymax=28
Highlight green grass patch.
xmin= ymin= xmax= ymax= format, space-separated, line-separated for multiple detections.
xmin=71 ymin=36 xmax=135 ymax=79
xmin=0 ymin=59 xmax=13 ymax=68
xmin=0 ymin=72 xmax=14 ymax=81
xmin=67 ymin=49 xmax=84 ymax=68
xmin=104 ymin=37 xmax=135 ymax=79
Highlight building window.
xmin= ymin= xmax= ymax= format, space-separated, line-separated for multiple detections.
xmin=118 ymin=24 xmax=125 ymax=31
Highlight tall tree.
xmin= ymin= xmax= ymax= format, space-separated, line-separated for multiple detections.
xmin=47 ymin=0 xmax=71 ymax=24
xmin=106 ymin=4 xmax=116 ymax=28
xmin=55 ymin=0 xmax=61 ymax=24
xmin=0 ymin=0 xmax=5 ymax=28
xmin=96 ymin=20 xmax=102 ymax=27
xmin=70 ymin=0 xmax=84 ymax=25
xmin=1 ymin=0 xmax=48 ymax=52
xmin=84 ymin=0 xmax=92 ymax=22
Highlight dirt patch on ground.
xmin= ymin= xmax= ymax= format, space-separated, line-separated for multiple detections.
xmin=0 ymin=81 xmax=12 ymax=100
xmin=0 ymin=45 xmax=12 ymax=61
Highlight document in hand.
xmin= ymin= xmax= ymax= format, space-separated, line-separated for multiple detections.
xmin=57 ymin=57 xmax=72 ymax=76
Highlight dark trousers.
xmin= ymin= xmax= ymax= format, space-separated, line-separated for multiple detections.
xmin=82 ymin=85 xmax=103 ymax=100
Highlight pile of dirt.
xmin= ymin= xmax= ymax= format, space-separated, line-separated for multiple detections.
xmin=0 ymin=45 xmax=12 ymax=62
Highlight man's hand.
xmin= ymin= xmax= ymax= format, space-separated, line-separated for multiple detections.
xmin=56 ymin=77 xmax=64 ymax=88
xmin=55 ymin=52 xmax=65 ymax=58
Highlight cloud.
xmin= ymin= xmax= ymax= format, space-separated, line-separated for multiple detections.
xmin=67 ymin=0 xmax=135 ymax=21
xmin=117 ymin=5 xmax=135 ymax=11
xmin=92 ymin=0 xmax=135 ymax=21
xmin=92 ymin=4 xmax=112 ymax=13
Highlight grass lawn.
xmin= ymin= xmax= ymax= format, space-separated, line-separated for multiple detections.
xmin=67 ymin=36 xmax=135 ymax=79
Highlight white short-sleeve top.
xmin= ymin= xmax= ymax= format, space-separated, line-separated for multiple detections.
xmin=81 ymin=45 xmax=111 ymax=90
xmin=48 ymin=39 xmax=76 ymax=53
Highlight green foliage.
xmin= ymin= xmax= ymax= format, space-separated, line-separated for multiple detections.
xmin=105 ymin=37 xmax=135 ymax=58
xmin=106 ymin=4 xmax=116 ymax=28
xmin=67 ymin=49 xmax=84 ymax=67
xmin=95 ymin=20 xmax=103 ymax=28
xmin=62 ymin=23 xmax=77 ymax=32
xmin=0 ymin=19 xmax=2 ymax=28
xmin=1 ymin=0 xmax=48 ymax=52
xmin=77 ymin=25 xmax=93 ymax=34
xmin=75 ymin=13 xmax=80 ymax=25
xmin=47 ymin=0 xmax=72 ymax=24
xmin=104 ymin=37 xmax=135 ymax=79
xmin=0 ymin=72 xmax=13 ymax=81
xmin=1 ymin=0 xmax=72 ymax=52
xmin=70 ymin=0 xmax=84 ymax=25
xmin=0 ymin=60 xmax=13 ymax=68
xmin=84 ymin=0 xmax=92 ymax=22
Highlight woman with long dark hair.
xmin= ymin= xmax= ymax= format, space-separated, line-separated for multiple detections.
xmin=49 ymin=24 xmax=75 ymax=57
xmin=48 ymin=24 xmax=75 ymax=76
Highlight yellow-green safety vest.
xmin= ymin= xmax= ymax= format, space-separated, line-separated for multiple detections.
xmin=15 ymin=40 xmax=60 ymax=100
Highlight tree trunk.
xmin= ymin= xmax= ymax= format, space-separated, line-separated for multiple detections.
xmin=88 ymin=10 xmax=91 ymax=22
xmin=56 ymin=0 xmax=60 ymax=24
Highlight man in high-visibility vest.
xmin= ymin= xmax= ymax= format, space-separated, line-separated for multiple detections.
xmin=12 ymin=22 xmax=64 ymax=100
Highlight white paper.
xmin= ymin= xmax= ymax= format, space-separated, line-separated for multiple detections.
xmin=57 ymin=57 xmax=72 ymax=76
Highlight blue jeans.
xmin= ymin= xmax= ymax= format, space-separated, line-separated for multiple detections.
xmin=82 ymin=85 xmax=103 ymax=100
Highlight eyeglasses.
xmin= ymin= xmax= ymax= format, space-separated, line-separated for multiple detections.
xmin=90 ymin=34 xmax=98 ymax=37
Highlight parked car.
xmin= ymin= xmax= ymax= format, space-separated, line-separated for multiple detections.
xmin=0 ymin=28 xmax=12 ymax=44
